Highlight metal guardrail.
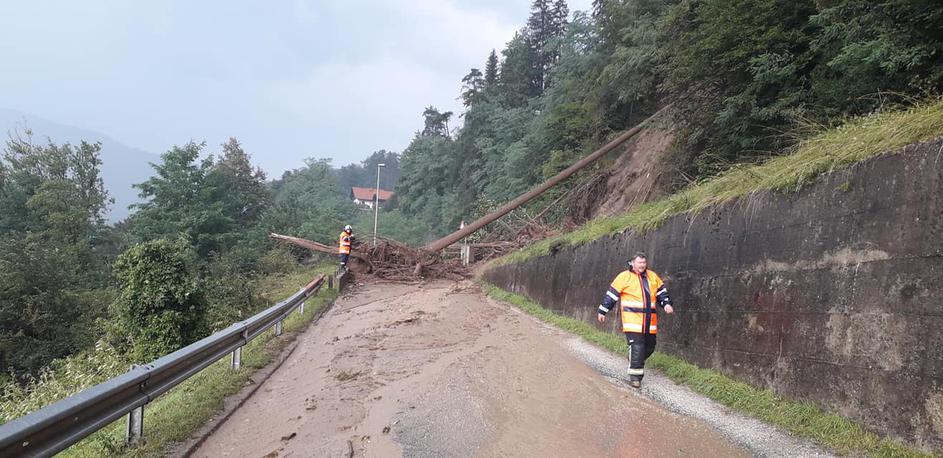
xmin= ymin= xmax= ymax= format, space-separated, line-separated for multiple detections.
xmin=0 ymin=273 xmax=332 ymax=457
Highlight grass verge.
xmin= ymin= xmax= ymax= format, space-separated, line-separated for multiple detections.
xmin=480 ymin=283 xmax=931 ymax=458
xmin=495 ymin=98 xmax=943 ymax=266
xmin=59 ymin=265 xmax=337 ymax=457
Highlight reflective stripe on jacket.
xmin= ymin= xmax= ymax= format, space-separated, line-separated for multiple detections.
xmin=338 ymin=232 xmax=352 ymax=254
xmin=598 ymin=269 xmax=671 ymax=334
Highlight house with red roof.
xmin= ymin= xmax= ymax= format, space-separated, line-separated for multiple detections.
xmin=350 ymin=187 xmax=394 ymax=209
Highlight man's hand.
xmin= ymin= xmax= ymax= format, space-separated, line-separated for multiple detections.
xmin=597 ymin=313 xmax=606 ymax=323
xmin=664 ymin=305 xmax=674 ymax=314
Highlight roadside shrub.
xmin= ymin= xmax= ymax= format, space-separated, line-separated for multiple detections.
xmin=257 ymin=247 xmax=301 ymax=275
xmin=106 ymin=239 xmax=208 ymax=362
xmin=204 ymin=253 xmax=266 ymax=331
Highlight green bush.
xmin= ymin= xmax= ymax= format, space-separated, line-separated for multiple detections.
xmin=107 ymin=239 xmax=208 ymax=362
xmin=203 ymin=252 xmax=268 ymax=332
xmin=256 ymin=247 xmax=300 ymax=275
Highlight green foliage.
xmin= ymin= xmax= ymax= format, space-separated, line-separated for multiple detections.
xmin=484 ymin=49 xmax=499 ymax=86
xmin=588 ymin=0 xmax=668 ymax=131
xmin=129 ymin=140 xmax=270 ymax=257
xmin=421 ymin=106 xmax=453 ymax=138
xmin=0 ymin=238 xmax=95 ymax=373
xmin=498 ymin=33 xmax=540 ymax=106
xmin=0 ymin=131 xmax=306 ymax=380
xmin=0 ymin=341 xmax=127 ymax=423
xmin=351 ymin=209 xmax=429 ymax=245
xmin=396 ymin=134 xmax=462 ymax=235
xmin=107 ymin=239 xmax=208 ymax=362
xmin=660 ymin=0 xmax=819 ymax=173
xmin=660 ymin=0 xmax=943 ymax=175
xmin=0 ymin=134 xmax=110 ymax=374
xmin=129 ymin=142 xmax=222 ymax=255
xmin=809 ymin=1 xmax=943 ymax=112
xmin=255 ymin=247 xmax=302 ymax=277
xmin=526 ymin=0 xmax=570 ymax=92
xmin=461 ymin=68 xmax=486 ymax=107
xmin=211 ymin=138 xmax=270 ymax=227
xmin=334 ymin=150 xmax=401 ymax=192
xmin=59 ymin=267 xmax=334 ymax=457
xmin=263 ymin=158 xmax=356 ymax=246
xmin=203 ymin=252 xmax=266 ymax=332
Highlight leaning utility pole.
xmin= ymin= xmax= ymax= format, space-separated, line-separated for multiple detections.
xmin=423 ymin=105 xmax=670 ymax=252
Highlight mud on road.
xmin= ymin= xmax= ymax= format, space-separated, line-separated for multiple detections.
xmin=191 ymin=281 xmax=820 ymax=457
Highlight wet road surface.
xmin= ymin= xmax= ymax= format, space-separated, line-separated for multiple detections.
xmin=193 ymin=281 xmax=824 ymax=457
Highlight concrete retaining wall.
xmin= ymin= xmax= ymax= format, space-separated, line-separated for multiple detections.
xmin=483 ymin=138 xmax=943 ymax=451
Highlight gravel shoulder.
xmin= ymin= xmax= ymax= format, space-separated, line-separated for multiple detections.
xmin=563 ymin=334 xmax=832 ymax=457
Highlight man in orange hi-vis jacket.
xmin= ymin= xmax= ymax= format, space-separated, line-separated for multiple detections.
xmin=596 ymin=252 xmax=674 ymax=388
xmin=338 ymin=225 xmax=353 ymax=269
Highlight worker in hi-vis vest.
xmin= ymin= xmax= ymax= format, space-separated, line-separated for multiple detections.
xmin=596 ymin=252 xmax=674 ymax=388
xmin=338 ymin=225 xmax=353 ymax=269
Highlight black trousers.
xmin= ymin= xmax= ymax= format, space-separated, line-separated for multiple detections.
xmin=625 ymin=332 xmax=657 ymax=381
xmin=339 ymin=253 xmax=349 ymax=267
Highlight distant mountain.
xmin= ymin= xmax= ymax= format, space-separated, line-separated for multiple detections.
xmin=0 ymin=109 xmax=158 ymax=222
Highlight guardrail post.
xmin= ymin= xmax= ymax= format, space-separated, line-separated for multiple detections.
xmin=127 ymin=405 xmax=144 ymax=445
xmin=275 ymin=320 xmax=283 ymax=336
xmin=328 ymin=274 xmax=334 ymax=289
xmin=231 ymin=346 xmax=242 ymax=370
xmin=125 ymin=364 xmax=144 ymax=445
xmin=232 ymin=329 xmax=247 ymax=371
xmin=300 ymin=300 xmax=305 ymax=314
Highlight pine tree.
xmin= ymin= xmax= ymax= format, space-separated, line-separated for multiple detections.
xmin=214 ymin=138 xmax=269 ymax=226
xmin=461 ymin=68 xmax=486 ymax=107
xmin=526 ymin=0 xmax=570 ymax=93
xmin=420 ymin=106 xmax=453 ymax=138
xmin=551 ymin=0 xmax=570 ymax=37
xmin=527 ymin=0 xmax=553 ymax=93
xmin=498 ymin=32 xmax=539 ymax=105
xmin=484 ymin=50 xmax=499 ymax=87
xmin=548 ymin=0 xmax=570 ymax=88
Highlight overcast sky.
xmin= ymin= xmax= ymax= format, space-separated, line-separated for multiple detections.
xmin=0 ymin=0 xmax=592 ymax=174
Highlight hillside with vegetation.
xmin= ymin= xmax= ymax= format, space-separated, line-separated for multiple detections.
xmin=390 ymin=0 xmax=943 ymax=240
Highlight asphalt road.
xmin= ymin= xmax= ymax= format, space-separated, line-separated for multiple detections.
xmin=191 ymin=280 xmax=827 ymax=457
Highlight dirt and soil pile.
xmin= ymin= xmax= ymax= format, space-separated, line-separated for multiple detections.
xmin=359 ymin=237 xmax=468 ymax=281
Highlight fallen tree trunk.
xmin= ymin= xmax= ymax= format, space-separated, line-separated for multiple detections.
xmin=269 ymin=232 xmax=375 ymax=270
xmin=423 ymin=105 xmax=670 ymax=252
xmin=269 ymin=233 xmax=342 ymax=257
xmin=269 ymin=232 xmax=466 ymax=281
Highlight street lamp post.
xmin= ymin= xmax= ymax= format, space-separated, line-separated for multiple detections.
xmin=374 ymin=163 xmax=386 ymax=247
